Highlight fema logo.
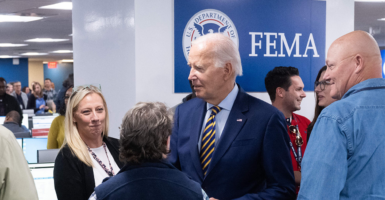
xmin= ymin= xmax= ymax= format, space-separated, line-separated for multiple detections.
xmin=182 ymin=9 xmax=239 ymax=61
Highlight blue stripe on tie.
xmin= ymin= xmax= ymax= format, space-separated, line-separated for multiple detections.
xmin=200 ymin=106 xmax=221 ymax=176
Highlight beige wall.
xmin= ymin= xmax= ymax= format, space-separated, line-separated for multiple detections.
xmin=28 ymin=61 xmax=44 ymax=88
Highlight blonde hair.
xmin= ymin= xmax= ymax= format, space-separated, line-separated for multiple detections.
xmin=62 ymin=85 xmax=109 ymax=167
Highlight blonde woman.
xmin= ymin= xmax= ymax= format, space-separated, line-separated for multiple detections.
xmin=54 ymin=85 xmax=123 ymax=200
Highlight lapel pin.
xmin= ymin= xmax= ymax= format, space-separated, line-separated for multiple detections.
xmin=237 ymin=119 xmax=242 ymax=122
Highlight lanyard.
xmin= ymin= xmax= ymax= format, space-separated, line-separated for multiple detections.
xmin=288 ymin=120 xmax=302 ymax=169
xmin=86 ymin=142 xmax=115 ymax=177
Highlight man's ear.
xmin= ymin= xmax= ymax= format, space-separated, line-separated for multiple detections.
xmin=223 ymin=62 xmax=234 ymax=81
xmin=353 ymin=54 xmax=364 ymax=74
xmin=276 ymin=87 xmax=285 ymax=99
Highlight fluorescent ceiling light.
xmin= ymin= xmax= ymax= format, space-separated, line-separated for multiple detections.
xmin=378 ymin=18 xmax=385 ymax=21
xmin=52 ymin=50 xmax=73 ymax=53
xmin=25 ymin=38 xmax=69 ymax=42
xmin=43 ymin=61 xmax=48 ymax=64
xmin=356 ymin=0 xmax=385 ymax=1
xmin=39 ymin=2 xmax=72 ymax=10
xmin=61 ymin=59 xmax=73 ymax=62
xmin=69 ymin=33 xmax=73 ymax=36
xmin=0 ymin=14 xmax=43 ymax=22
xmin=0 ymin=43 xmax=28 ymax=47
xmin=20 ymin=52 xmax=48 ymax=56
xmin=0 ymin=55 xmax=21 ymax=58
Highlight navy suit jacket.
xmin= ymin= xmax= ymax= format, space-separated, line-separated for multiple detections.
xmin=169 ymin=87 xmax=296 ymax=200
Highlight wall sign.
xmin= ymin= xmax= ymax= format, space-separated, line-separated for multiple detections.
xmin=175 ymin=0 xmax=326 ymax=92
xmin=48 ymin=62 xmax=57 ymax=69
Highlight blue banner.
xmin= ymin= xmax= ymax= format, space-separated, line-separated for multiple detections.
xmin=175 ymin=0 xmax=326 ymax=92
xmin=381 ymin=49 xmax=385 ymax=78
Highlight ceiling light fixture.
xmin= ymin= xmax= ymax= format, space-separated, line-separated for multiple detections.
xmin=51 ymin=50 xmax=73 ymax=53
xmin=0 ymin=43 xmax=28 ymax=47
xmin=0 ymin=55 xmax=21 ymax=58
xmin=355 ymin=0 xmax=385 ymax=2
xmin=20 ymin=52 xmax=48 ymax=56
xmin=61 ymin=59 xmax=74 ymax=62
xmin=378 ymin=18 xmax=385 ymax=21
xmin=25 ymin=38 xmax=69 ymax=42
xmin=0 ymin=14 xmax=43 ymax=23
xmin=39 ymin=2 xmax=72 ymax=10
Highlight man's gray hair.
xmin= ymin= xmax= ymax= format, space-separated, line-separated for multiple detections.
xmin=119 ymin=102 xmax=173 ymax=163
xmin=191 ymin=33 xmax=243 ymax=77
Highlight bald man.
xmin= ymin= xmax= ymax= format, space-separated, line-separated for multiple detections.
xmin=298 ymin=31 xmax=385 ymax=199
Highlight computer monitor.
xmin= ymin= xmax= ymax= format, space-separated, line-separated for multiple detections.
xmin=0 ymin=116 xmax=5 ymax=124
xmin=29 ymin=163 xmax=57 ymax=200
xmin=16 ymin=138 xmax=22 ymax=148
xmin=23 ymin=138 xmax=48 ymax=163
xmin=38 ymin=149 xmax=60 ymax=163
xmin=32 ymin=116 xmax=56 ymax=129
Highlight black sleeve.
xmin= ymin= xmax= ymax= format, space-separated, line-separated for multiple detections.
xmin=54 ymin=148 xmax=89 ymax=200
xmin=27 ymin=95 xmax=39 ymax=112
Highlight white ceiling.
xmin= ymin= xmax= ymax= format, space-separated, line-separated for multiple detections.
xmin=355 ymin=2 xmax=385 ymax=49
xmin=0 ymin=1 xmax=383 ymax=62
xmin=0 ymin=0 xmax=72 ymax=61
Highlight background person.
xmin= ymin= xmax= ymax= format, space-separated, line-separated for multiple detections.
xmin=22 ymin=86 xmax=31 ymax=98
xmin=3 ymin=111 xmax=30 ymax=138
xmin=54 ymin=85 xmax=123 ymax=200
xmin=0 ymin=125 xmax=38 ymax=200
xmin=264 ymin=66 xmax=310 ymax=194
xmin=0 ymin=77 xmax=23 ymax=125
xmin=169 ymin=33 xmax=295 ymax=199
xmin=298 ymin=31 xmax=385 ymax=199
xmin=27 ymin=82 xmax=48 ymax=114
xmin=11 ymin=81 xmax=28 ymax=110
xmin=91 ymin=102 xmax=208 ymax=200
xmin=43 ymin=78 xmax=57 ymax=101
xmin=306 ymin=66 xmax=337 ymax=142
xmin=6 ymin=83 xmax=13 ymax=95
xmin=55 ymin=74 xmax=74 ymax=113
xmin=47 ymin=86 xmax=73 ymax=149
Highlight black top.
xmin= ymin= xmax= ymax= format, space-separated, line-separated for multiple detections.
xmin=54 ymin=137 xmax=123 ymax=200
xmin=0 ymin=94 xmax=23 ymax=125
xmin=27 ymin=94 xmax=47 ymax=113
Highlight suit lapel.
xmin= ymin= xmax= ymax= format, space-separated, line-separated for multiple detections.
xmin=189 ymin=100 xmax=206 ymax=181
xmin=205 ymin=89 xmax=249 ymax=177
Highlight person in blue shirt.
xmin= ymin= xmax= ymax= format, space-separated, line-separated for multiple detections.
xmin=298 ymin=30 xmax=385 ymax=199
xmin=27 ymin=82 xmax=48 ymax=114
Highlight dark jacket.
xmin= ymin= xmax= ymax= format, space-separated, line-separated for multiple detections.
xmin=27 ymin=94 xmax=48 ymax=113
xmin=95 ymin=160 xmax=203 ymax=200
xmin=54 ymin=137 xmax=123 ymax=200
xmin=3 ymin=121 xmax=30 ymax=138
xmin=1 ymin=94 xmax=23 ymax=125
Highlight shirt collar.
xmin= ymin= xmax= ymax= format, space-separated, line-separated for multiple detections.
xmin=343 ymin=78 xmax=385 ymax=99
xmin=206 ymin=84 xmax=239 ymax=111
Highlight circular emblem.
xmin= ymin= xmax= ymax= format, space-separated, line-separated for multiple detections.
xmin=182 ymin=9 xmax=239 ymax=61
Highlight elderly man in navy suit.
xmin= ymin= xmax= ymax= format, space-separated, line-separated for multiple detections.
xmin=169 ymin=33 xmax=296 ymax=200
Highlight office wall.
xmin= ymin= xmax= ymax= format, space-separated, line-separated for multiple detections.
xmin=0 ymin=58 xmax=28 ymax=87
xmin=135 ymin=0 xmax=354 ymax=121
xmin=73 ymin=0 xmax=136 ymax=138
xmin=74 ymin=0 xmax=354 ymax=138
xmin=43 ymin=63 xmax=73 ymax=92
xmin=28 ymin=61 xmax=44 ymax=88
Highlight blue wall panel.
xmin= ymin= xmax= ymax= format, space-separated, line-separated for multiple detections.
xmin=0 ymin=58 xmax=29 ymax=87
xmin=381 ymin=49 xmax=385 ymax=78
xmin=44 ymin=63 xmax=73 ymax=92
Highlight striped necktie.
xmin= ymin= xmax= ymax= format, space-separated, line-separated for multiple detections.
xmin=200 ymin=106 xmax=221 ymax=176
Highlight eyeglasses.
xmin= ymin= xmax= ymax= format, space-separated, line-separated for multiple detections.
xmin=64 ymin=95 xmax=70 ymax=99
xmin=314 ymin=80 xmax=331 ymax=91
xmin=289 ymin=125 xmax=303 ymax=146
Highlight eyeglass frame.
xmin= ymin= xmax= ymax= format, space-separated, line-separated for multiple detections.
xmin=314 ymin=79 xmax=331 ymax=91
